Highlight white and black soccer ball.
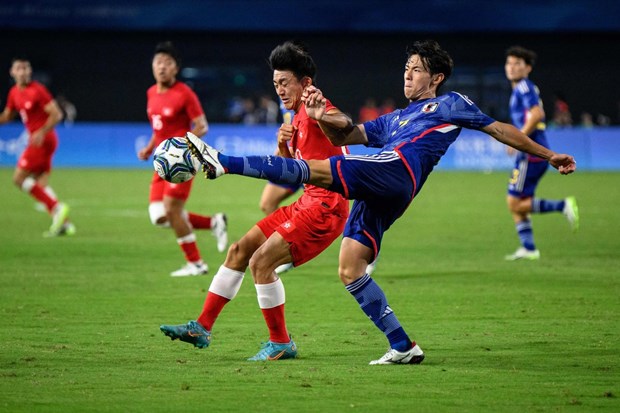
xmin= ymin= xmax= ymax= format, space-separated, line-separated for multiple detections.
xmin=152 ymin=137 xmax=200 ymax=183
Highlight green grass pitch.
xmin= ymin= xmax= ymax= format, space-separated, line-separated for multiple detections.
xmin=0 ymin=168 xmax=618 ymax=412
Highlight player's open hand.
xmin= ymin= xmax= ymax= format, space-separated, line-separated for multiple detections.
xmin=137 ymin=146 xmax=152 ymax=161
xmin=549 ymin=153 xmax=576 ymax=175
xmin=302 ymin=86 xmax=327 ymax=120
xmin=30 ymin=130 xmax=45 ymax=147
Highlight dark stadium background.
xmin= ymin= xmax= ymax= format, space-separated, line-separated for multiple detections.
xmin=1 ymin=0 xmax=619 ymax=124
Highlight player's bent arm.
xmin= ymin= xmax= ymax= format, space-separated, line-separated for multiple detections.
xmin=40 ymin=100 xmax=63 ymax=133
xmin=190 ymin=114 xmax=208 ymax=138
xmin=0 ymin=107 xmax=16 ymax=124
xmin=521 ymin=105 xmax=545 ymax=136
xmin=483 ymin=121 xmax=554 ymax=160
xmin=138 ymin=133 xmax=158 ymax=160
xmin=317 ymin=109 xmax=368 ymax=147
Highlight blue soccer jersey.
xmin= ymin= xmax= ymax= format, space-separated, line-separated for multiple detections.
xmin=507 ymin=79 xmax=550 ymax=196
xmin=363 ymin=91 xmax=495 ymax=192
xmin=328 ymin=92 xmax=496 ymax=255
xmin=509 ymin=79 xmax=548 ymax=149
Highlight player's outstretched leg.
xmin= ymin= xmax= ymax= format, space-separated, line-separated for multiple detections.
xmin=369 ymin=344 xmax=425 ymax=365
xmin=185 ymin=132 xmax=225 ymax=179
xmin=160 ymin=320 xmax=211 ymax=348
xmin=247 ymin=337 xmax=297 ymax=361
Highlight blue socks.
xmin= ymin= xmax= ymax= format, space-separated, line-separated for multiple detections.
xmin=346 ymin=274 xmax=411 ymax=352
xmin=532 ymin=198 xmax=565 ymax=213
xmin=218 ymin=154 xmax=309 ymax=186
xmin=516 ymin=219 xmax=536 ymax=251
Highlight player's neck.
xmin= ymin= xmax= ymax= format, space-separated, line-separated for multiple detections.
xmin=16 ymin=80 xmax=30 ymax=89
xmin=157 ymin=80 xmax=176 ymax=93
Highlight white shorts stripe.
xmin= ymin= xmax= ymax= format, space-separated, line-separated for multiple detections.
xmin=343 ymin=151 xmax=400 ymax=163
xmin=516 ymin=158 xmax=528 ymax=192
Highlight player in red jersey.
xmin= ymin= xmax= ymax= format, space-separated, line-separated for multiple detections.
xmin=137 ymin=42 xmax=227 ymax=277
xmin=0 ymin=57 xmax=74 ymax=237
xmin=160 ymin=41 xmax=349 ymax=360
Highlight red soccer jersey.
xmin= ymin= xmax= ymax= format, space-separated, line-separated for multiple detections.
xmin=291 ymin=100 xmax=349 ymax=201
xmin=6 ymin=81 xmax=55 ymax=135
xmin=146 ymin=81 xmax=204 ymax=146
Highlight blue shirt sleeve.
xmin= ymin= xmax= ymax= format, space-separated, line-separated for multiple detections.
xmin=363 ymin=111 xmax=397 ymax=148
xmin=443 ymin=92 xmax=495 ymax=130
xmin=520 ymin=80 xmax=541 ymax=110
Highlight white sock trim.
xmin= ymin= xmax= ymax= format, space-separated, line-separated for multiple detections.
xmin=208 ymin=265 xmax=245 ymax=299
xmin=176 ymin=232 xmax=196 ymax=244
xmin=44 ymin=186 xmax=57 ymax=199
xmin=255 ymin=278 xmax=286 ymax=309
xmin=21 ymin=176 xmax=36 ymax=193
xmin=148 ymin=202 xmax=169 ymax=227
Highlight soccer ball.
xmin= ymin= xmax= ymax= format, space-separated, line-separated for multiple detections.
xmin=152 ymin=137 xmax=200 ymax=183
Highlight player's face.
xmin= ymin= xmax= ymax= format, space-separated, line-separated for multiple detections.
xmin=10 ymin=60 xmax=32 ymax=86
xmin=505 ymin=56 xmax=531 ymax=83
xmin=152 ymin=53 xmax=178 ymax=86
xmin=273 ymin=70 xmax=306 ymax=112
xmin=403 ymin=55 xmax=437 ymax=101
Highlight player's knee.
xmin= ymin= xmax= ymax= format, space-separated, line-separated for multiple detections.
xmin=224 ymin=241 xmax=250 ymax=268
xmin=338 ymin=265 xmax=361 ymax=285
xmin=148 ymin=202 xmax=169 ymax=227
xmin=16 ymin=175 xmax=31 ymax=191
xmin=248 ymin=254 xmax=272 ymax=282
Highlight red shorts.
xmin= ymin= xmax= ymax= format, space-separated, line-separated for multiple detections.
xmin=149 ymin=172 xmax=194 ymax=202
xmin=17 ymin=133 xmax=58 ymax=174
xmin=256 ymin=193 xmax=348 ymax=267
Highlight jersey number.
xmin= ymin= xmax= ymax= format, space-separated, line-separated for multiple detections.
xmin=151 ymin=114 xmax=163 ymax=131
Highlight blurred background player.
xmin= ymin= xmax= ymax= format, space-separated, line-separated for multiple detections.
xmin=0 ymin=57 xmax=75 ymax=237
xmin=137 ymin=41 xmax=227 ymax=277
xmin=160 ymin=41 xmax=350 ymax=361
xmin=503 ymin=46 xmax=579 ymax=261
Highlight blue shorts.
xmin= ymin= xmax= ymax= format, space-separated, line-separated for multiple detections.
xmin=267 ymin=180 xmax=302 ymax=194
xmin=507 ymin=155 xmax=549 ymax=198
xmin=328 ymin=152 xmax=418 ymax=257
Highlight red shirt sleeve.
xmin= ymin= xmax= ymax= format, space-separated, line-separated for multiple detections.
xmin=184 ymin=88 xmax=204 ymax=121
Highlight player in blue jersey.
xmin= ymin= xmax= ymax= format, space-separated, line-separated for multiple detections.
xmin=186 ymin=40 xmax=576 ymax=365
xmin=503 ymin=46 xmax=579 ymax=261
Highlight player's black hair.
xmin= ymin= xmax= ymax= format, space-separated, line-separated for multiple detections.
xmin=154 ymin=41 xmax=181 ymax=67
xmin=11 ymin=56 xmax=30 ymax=65
xmin=406 ymin=39 xmax=453 ymax=90
xmin=506 ymin=46 xmax=537 ymax=67
xmin=269 ymin=41 xmax=317 ymax=82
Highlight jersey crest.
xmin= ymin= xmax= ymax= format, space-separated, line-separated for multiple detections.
xmin=421 ymin=102 xmax=439 ymax=113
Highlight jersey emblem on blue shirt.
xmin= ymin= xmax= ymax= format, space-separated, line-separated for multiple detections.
xmin=422 ymin=102 xmax=439 ymax=113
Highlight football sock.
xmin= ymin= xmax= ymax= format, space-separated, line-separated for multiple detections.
xmin=346 ymin=274 xmax=411 ymax=352
xmin=532 ymin=198 xmax=565 ymax=213
xmin=198 ymin=266 xmax=245 ymax=330
xmin=218 ymin=154 xmax=309 ymax=185
xmin=516 ymin=219 xmax=536 ymax=250
xmin=22 ymin=177 xmax=58 ymax=213
xmin=187 ymin=212 xmax=212 ymax=229
xmin=197 ymin=292 xmax=230 ymax=331
xmin=255 ymin=279 xmax=290 ymax=344
xmin=177 ymin=233 xmax=201 ymax=262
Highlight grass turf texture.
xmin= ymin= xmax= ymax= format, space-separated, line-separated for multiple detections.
xmin=0 ymin=168 xmax=618 ymax=412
